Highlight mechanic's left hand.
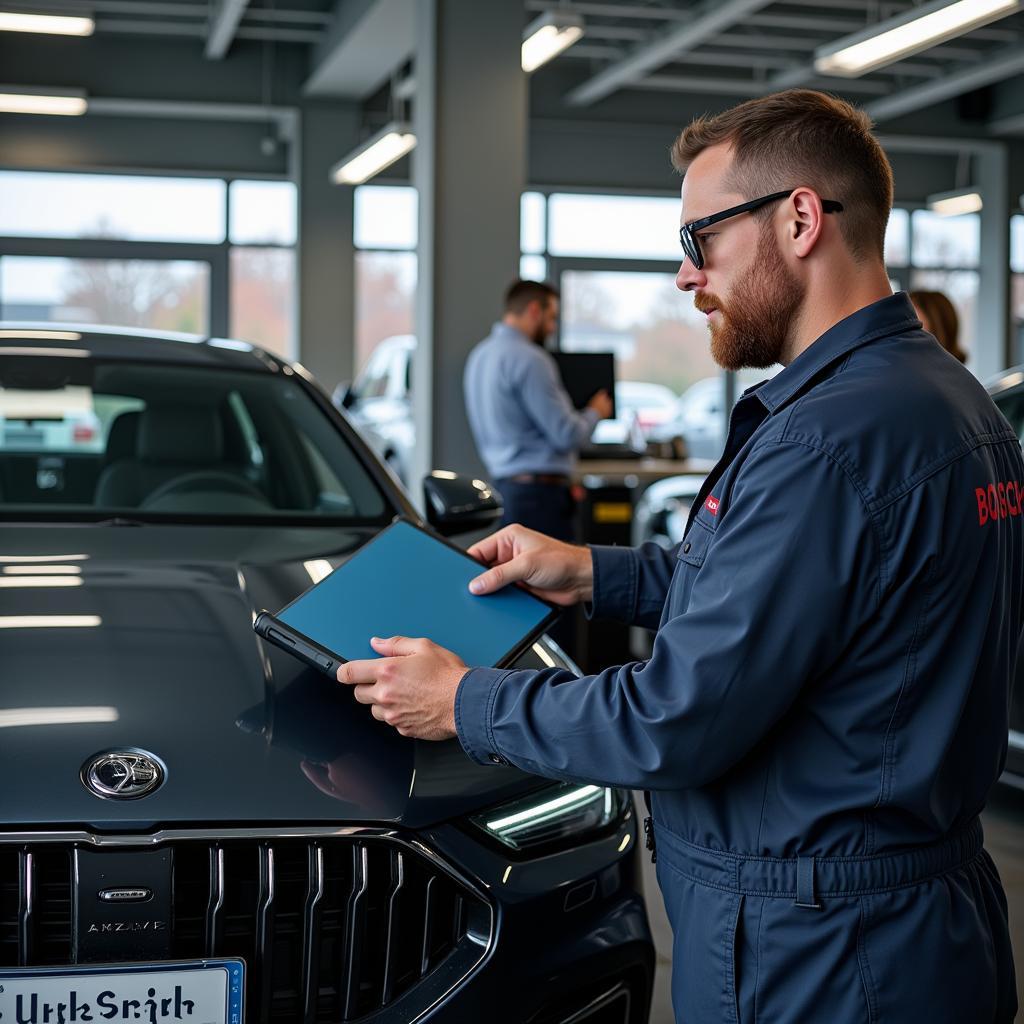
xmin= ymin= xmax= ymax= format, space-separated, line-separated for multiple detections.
xmin=336 ymin=636 xmax=468 ymax=740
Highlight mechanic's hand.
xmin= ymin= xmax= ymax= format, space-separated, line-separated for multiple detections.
xmin=467 ymin=524 xmax=593 ymax=605
xmin=587 ymin=388 xmax=614 ymax=419
xmin=336 ymin=636 xmax=467 ymax=740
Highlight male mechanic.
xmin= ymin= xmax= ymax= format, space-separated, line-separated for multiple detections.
xmin=464 ymin=278 xmax=612 ymax=541
xmin=339 ymin=90 xmax=1022 ymax=1023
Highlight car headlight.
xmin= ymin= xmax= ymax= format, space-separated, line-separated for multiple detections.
xmin=471 ymin=783 xmax=630 ymax=851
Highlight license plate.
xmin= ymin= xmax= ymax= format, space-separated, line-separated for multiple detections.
xmin=4 ymin=429 xmax=44 ymax=446
xmin=0 ymin=959 xmax=244 ymax=1024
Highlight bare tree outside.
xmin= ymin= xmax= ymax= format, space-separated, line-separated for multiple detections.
xmin=355 ymin=252 xmax=417 ymax=374
xmin=230 ymin=248 xmax=295 ymax=358
xmin=58 ymin=259 xmax=208 ymax=333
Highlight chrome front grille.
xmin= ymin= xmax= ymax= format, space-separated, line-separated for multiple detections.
xmin=0 ymin=833 xmax=490 ymax=1022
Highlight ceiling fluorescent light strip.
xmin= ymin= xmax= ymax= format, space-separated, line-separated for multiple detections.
xmin=927 ymin=188 xmax=983 ymax=216
xmin=522 ymin=12 xmax=585 ymax=73
xmin=815 ymin=0 xmax=1021 ymax=77
xmin=0 ymin=87 xmax=87 ymax=116
xmin=0 ymin=616 xmax=101 ymax=629
xmin=0 ymin=11 xmax=94 ymax=36
xmin=330 ymin=122 xmax=416 ymax=185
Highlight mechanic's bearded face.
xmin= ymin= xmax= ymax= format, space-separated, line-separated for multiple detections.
xmin=676 ymin=142 xmax=807 ymax=371
xmin=695 ymin=225 xmax=806 ymax=371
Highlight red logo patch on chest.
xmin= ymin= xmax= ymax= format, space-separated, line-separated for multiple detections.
xmin=704 ymin=495 xmax=720 ymax=516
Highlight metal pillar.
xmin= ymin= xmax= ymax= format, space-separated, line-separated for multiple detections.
xmin=411 ymin=0 xmax=527 ymax=495
xmin=296 ymin=102 xmax=360 ymax=390
xmin=975 ymin=144 xmax=1011 ymax=380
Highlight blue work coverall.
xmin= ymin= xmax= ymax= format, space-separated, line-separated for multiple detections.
xmin=456 ymin=293 xmax=1022 ymax=1023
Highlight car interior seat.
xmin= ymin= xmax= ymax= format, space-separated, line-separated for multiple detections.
xmin=93 ymin=405 xmax=233 ymax=507
xmin=101 ymin=410 xmax=141 ymax=469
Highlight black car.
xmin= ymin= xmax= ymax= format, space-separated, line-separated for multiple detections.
xmin=0 ymin=324 xmax=653 ymax=1024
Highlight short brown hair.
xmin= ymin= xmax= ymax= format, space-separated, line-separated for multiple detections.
xmin=909 ymin=290 xmax=965 ymax=363
xmin=504 ymin=279 xmax=559 ymax=315
xmin=671 ymin=89 xmax=894 ymax=262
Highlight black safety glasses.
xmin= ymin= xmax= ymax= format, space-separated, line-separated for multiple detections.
xmin=679 ymin=189 xmax=844 ymax=270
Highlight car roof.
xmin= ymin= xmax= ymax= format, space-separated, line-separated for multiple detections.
xmin=0 ymin=322 xmax=287 ymax=374
xmin=616 ymin=380 xmax=677 ymax=401
xmin=986 ymin=365 xmax=1024 ymax=399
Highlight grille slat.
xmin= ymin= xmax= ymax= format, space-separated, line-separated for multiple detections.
xmin=420 ymin=875 xmax=439 ymax=977
xmin=0 ymin=836 xmax=484 ymax=1023
xmin=18 ymin=850 xmax=32 ymax=967
xmin=300 ymin=844 xmax=325 ymax=1024
xmin=342 ymin=845 xmax=369 ymax=1020
xmin=205 ymin=844 xmax=225 ymax=957
xmin=255 ymin=844 xmax=277 ymax=1018
xmin=380 ymin=849 xmax=405 ymax=1007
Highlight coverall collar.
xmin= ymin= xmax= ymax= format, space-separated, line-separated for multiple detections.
xmin=750 ymin=292 xmax=921 ymax=416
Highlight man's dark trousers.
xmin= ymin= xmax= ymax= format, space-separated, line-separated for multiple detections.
xmin=494 ymin=476 xmax=577 ymax=653
xmin=494 ymin=477 xmax=576 ymax=542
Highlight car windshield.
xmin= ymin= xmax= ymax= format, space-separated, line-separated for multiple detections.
xmin=0 ymin=353 xmax=391 ymax=523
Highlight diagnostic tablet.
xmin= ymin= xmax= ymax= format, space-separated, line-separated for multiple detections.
xmin=253 ymin=518 xmax=559 ymax=675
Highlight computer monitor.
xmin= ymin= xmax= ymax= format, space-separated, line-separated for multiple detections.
xmin=552 ymin=351 xmax=616 ymax=419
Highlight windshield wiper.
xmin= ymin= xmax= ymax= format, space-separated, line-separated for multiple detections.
xmin=93 ymin=517 xmax=146 ymax=527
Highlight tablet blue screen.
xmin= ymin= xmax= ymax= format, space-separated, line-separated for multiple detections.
xmin=277 ymin=520 xmax=554 ymax=666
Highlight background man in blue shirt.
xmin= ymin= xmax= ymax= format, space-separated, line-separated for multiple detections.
xmin=339 ymin=90 xmax=1021 ymax=1022
xmin=464 ymin=279 xmax=612 ymax=542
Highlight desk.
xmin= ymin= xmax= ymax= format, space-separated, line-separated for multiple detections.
xmin=569 ymin=458 xmax=713 ymax=672
xmin=573 ymin=457 xmax=716 ymax=488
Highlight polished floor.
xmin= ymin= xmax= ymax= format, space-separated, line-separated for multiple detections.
xmin=642 ymin=783 xmax=1024 ymax=1022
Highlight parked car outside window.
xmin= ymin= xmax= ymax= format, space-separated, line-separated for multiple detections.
xmin=336 ymin=334 xmax=416 ymax=483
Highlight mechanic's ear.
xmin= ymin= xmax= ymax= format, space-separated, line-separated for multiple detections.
xmin=789 ymin=188 xmax=825 ymax=258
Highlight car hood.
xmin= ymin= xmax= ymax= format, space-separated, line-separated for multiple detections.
xmin=0 ymin=524 xmax=542 ymax=831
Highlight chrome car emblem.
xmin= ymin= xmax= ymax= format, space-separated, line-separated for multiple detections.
xmin=81 ymin=750 xmax=165 ymax=800
xmin=98 ymin=888 xmax=152 ymax=903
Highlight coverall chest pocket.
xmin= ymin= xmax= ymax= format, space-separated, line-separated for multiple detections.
xmin=665 ymin=518 xmax=713 ymax=619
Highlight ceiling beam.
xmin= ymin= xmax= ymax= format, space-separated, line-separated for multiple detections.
xmin=86 ymin=96 xmax=297 ymax=132
xmin=989 ymin=111 xmax=1024 ymax=136
xmin=303 ymin=0 xmax=415 ymax=99
xmin=206 ymin=0 xmax=249 ymax=59
xmin=2 ymin=0 xmax=332 ymax=22
xmin=526 ymin=1 xmax=691 ymax=20
xmin=629 ymin=74 xmax=771 ymax=96
xmin=635 ymin=72 xmax=891 ymax=95
xmin=564 ymin=0 xmax=776 ymax=106
xmin=864 ymin=44 xmax=1024 ymax=121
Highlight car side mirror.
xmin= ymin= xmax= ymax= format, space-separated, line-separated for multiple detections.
xmin=423 ymin=471 xmax=503 ymax=537
xmin=332 ymin=381 xmax=357 ymax=410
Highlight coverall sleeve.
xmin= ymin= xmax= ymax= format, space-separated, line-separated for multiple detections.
xmin=588 ymin=541 xmax=680 ymax=629
xmin=517 ymin=351 xmax=600 ymax=453
xmin=455 ymin=438 xmax=881 ymax=789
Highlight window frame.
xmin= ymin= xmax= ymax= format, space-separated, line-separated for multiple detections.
xmin=0 ymin=168 xmax=296 ymax=354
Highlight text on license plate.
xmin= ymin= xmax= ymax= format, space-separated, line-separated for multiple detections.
xmin=0 ymin=959 xmax=244 ymax=1024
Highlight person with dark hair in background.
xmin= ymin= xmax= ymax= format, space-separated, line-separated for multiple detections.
xmin=463 ymin=279 xmax=612 ymax=542
xmin=910 ymin=288 xmax=967 ymax=362
xmin=339 ymin=90 xmax=1021 ymax=1023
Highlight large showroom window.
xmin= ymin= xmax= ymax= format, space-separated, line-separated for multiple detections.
xmin=908 ymin=209 xmax=979 ymax=362
xmin=0 ymin=255 xmax=210 ymax=333
xmin=353 ymin=185 xmax=417 ymax=375
xmin=346 ymin=188 xmax=997 ymax=462
xmin=0 ymin=170 xmax=297 ymax=359
xmin=227 ymin=180 xmax=297 ymax=360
